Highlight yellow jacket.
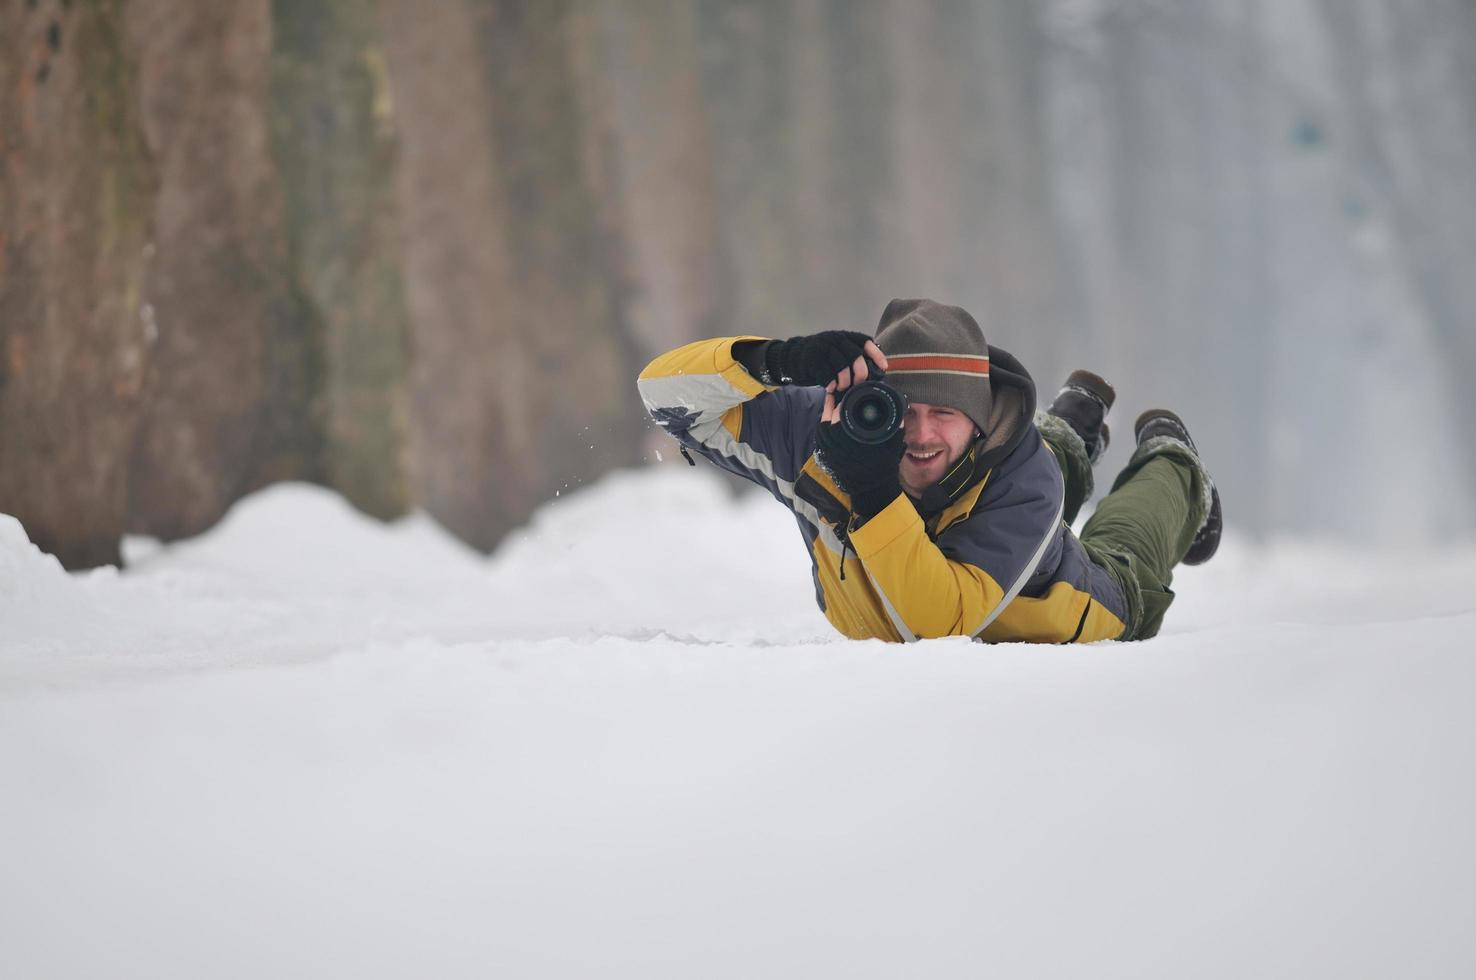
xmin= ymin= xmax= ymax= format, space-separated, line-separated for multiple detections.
xmin=638 ymin=337 xmax=1128 ymax=643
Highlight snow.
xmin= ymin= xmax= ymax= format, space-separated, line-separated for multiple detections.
xmin=3 ymin=468 xmax=1475 ymax=979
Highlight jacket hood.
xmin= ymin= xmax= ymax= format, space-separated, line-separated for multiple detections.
xmin=912 ymin=342 xmax=1037 ymax=516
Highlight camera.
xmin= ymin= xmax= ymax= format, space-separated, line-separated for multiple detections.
xmin=837 ymin=380 xmax=908 ymax=444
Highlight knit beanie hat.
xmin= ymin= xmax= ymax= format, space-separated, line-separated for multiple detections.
xmin=872 ymin=299 xmax=992 ymax=434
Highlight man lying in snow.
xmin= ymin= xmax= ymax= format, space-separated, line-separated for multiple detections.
xmin=637 ymin=298 xmax=1221 ymax=643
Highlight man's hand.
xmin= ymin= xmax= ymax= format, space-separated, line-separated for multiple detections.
xmin=760 ymin=331 xmax=889 ymax=389
xmin=814 ymin=399 xmax=905 ymax=523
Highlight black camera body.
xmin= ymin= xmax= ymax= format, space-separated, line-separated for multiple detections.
xmin=837 ymin=380 xmax=908 ymax=444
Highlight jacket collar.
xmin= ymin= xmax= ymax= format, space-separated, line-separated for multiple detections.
xmin=928 ymin=472 xmax=992 ymax=536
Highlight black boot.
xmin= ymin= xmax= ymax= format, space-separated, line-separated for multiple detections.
xmin=1049 ymin=369 xmax=1116 ymax=463
xmin=1133 ymin=409 xmax=1223 ymax=566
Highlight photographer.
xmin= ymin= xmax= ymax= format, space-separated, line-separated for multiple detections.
xmin=636 ymin=298 xmax=1220 ymax=643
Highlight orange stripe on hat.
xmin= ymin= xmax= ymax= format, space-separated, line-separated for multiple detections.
xmin=885 ymin=353 xmax=990 ymax=376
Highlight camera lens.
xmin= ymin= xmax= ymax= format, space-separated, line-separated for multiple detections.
xmin=838 ymin=381 xmax=907 ymax=444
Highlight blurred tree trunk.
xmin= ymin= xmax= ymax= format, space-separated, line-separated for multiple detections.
xmin=1039 ymin=2 xmax=1275 ymax=530
xmin=271 ymin=0 xmax=412 ymax=521
xmin=0 ymin=0 xmax=155 ymax=569
xmin=471 ymin=0 xmax=643 ymax=536
xmin=1193 ymin=4 xmax=1274 ymax=537
xmin=694 ymin=0 xmax=901 ymax=337
xmin=123 ymin=0 xmax=323 ymax=542
xmin=380 ymin=0 xmax=641 ymax=551
xmin=801 ymin=0 xmax=898 ymax=333
xmin=693 ymin=0 xmax=805 ymax=334
xmin=888 ymin=0 xmax=1067 ymax=375
xmin=1321 ymin=0 xmax=1476 ymax=511
xmin=379 ymin=0 xmax=531 ymax=549
xmin=593 ymin=0 xmax=724 ymax=355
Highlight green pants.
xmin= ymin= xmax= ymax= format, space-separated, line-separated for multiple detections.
xmin=1038 ymin=413 xmax=1208 ymax=640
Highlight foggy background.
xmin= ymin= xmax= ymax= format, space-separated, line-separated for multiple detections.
xmin=4 ymin=0 xmax=1474 ymax=569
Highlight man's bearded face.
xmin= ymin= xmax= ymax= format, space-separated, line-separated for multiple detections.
xmin=898 ymin=402 xmax=978 ymax=497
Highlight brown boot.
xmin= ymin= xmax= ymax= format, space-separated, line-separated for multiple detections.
xmin=1048 ymin=369 xmax=1116 ymax=463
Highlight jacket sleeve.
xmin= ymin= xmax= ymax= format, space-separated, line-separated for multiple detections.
xmin=845 ymin=435 xmax=1066 ymax=640
xmin=637 ymin=337 xmax=823 ymax=494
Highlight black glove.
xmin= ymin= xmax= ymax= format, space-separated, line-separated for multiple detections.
xmin=748 ymin=331 xmax=877 ymax=388
xmin=814 ymin=420 xmax=905 ymax=523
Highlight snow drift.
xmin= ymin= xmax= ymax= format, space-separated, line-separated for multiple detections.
xmin=3 ymin=468 xmax=1475 ymax=979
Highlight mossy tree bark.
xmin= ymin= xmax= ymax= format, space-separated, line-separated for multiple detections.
xmin=0 ymin=0 xmax=156 ymax=569
xmin=123 ymin=0 xmax=322 ymax=541
xmin=271 ymin=0 xmax=412 ymax=521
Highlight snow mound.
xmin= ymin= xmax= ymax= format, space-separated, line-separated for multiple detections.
xmin=0 ymin=468 xmax=830 ymax=687
xmin=0 ymin=512 xmax=76 ymax=605
xmin=485 ymin=466 xmax=827 ymax=642
xmin=139 ymin=481 xmax=486 ymax=589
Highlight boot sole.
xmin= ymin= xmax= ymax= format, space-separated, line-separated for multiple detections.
xmin=1064 ymin=369 xmax=1117 ymax=410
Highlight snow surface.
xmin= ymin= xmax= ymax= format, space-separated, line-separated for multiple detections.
xmin=3 ymin=467 xmax=1475 ymax=979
